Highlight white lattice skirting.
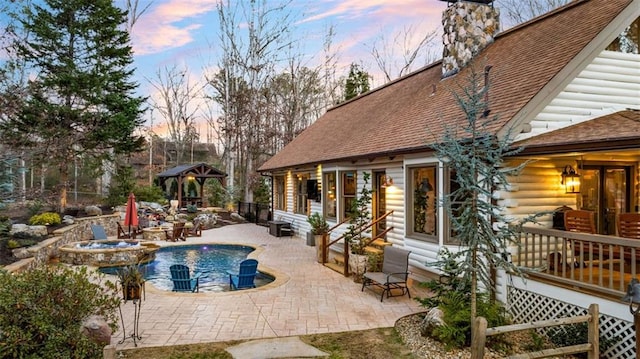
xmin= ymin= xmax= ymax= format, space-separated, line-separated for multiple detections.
xmin=507 ymin=286 xmax=635 ymax=358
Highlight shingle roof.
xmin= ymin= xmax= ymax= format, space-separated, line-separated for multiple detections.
xmin=259 ymin=0 xmax=634 ymax=172
xmin=157 ymin=163 xmax=226 ymax=178
xmin=515 ymin=109 xmax=640 ymax=154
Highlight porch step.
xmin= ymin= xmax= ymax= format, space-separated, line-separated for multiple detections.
xmin=370 ymin=239 xmax=392 ymax=249
xmin=324 ymin=261 xmax=344 ymax=275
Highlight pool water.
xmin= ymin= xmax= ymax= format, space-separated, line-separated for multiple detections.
xmin=100 ymin=244 xmax=274 ymax=292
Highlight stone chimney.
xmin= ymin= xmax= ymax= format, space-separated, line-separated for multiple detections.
xmin=441 ymin=0 xmax=500 ymax=78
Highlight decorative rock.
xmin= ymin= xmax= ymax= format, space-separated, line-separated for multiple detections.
xmin=84 ymin=205 xmax=103 ymax=216
xmin=420 ymin=307 xmax=445 ymax=337
xmin=10 ymin=224 xmax=48 ymax=237
xmin=81 ymin=315 xmax=112 ymax=346
xmin=230 ymin=212 xmax=245 ymax=222
xmin=62 ymin=215 xmax=75 ymax=225
xmin=12 ymin=247 xmax=31 ymax=259
xmin=194 ymin=213 xmax=219 ymax=229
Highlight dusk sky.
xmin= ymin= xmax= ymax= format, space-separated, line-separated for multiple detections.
xmin=116 ymin=0 xmax=450 ymax=136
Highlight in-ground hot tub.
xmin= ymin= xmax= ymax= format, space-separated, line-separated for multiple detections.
xmin=58 ymin=240 xmax=160 ymax=267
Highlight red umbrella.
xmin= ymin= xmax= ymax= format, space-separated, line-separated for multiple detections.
xmin=124 ymin=192 xmax=139 ymax=237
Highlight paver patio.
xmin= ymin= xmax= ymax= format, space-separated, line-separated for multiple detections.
xmin=110 ymin=223 xmax=425 ymax=350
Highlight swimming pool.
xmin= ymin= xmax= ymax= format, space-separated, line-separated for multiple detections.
xmin=100 ymin=244 xmax=274 ymax=293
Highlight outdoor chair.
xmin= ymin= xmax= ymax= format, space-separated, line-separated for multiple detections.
xmin=91 ymin=224 xmax=108 ymax=240
xmin=185 ymin=222 xmax=203 ymax=237
xmin=227 ymin=259 xmax=258 ymax=290
xmin=165 ymin=222 xmax=186 ymax=242
xmin=564 ymin=210 xmax=596 ymax=234
xmin=361 ymin=246 xmax=411 ymax=302
xmin=169 ymin=264 xmax=201 ymax=292
xmin=117 ymin=222 xmax=139 ymax=239
xmin=279 ymin=219 xmax=294 ymax=237
xmin=618 ymin=213 xmax=640 ymax=239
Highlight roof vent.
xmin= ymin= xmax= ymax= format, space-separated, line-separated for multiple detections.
xmin=441 ymin=0 xmax=499 ymax=78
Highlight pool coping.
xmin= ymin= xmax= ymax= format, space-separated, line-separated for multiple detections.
xmin=98 ymin=239 xmax=290 ymax=296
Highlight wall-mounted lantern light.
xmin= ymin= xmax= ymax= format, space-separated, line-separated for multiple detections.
xmin=381 ymin=175 xmax=394 ymax=188
xmin=561 ymin=165 xmax=580 ymax=194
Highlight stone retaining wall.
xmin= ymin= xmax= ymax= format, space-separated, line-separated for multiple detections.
xmin=4 ymin=214 xmax=122 ymax=273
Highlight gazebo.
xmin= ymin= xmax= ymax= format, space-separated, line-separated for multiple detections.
xmin=156 ymin=163 xmax=227 ymax=209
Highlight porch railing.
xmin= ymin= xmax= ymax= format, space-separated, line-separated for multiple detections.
xmin=322 ymin=210 xmax=394 ymax=276
xmin=515 ymin=226 xmax=640 ymax=299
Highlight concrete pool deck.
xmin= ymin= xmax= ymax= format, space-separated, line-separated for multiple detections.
xmin=108 ymin=223 xmax=426 ymax=352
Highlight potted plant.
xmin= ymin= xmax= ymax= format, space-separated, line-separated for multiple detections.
xmin=344 ymin=172 xmax=373 ymax=282
xmin=307 ymin=212 xmax=329 ymax=262
xmin=117 ymin=264 xmax=145 ymax=301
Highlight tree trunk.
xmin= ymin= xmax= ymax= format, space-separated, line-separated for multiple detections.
xmin=59 ymin=163 xmax=68 ymax=212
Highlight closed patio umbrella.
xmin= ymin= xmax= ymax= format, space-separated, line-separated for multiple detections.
xmin=124 ymin=192 xmax=139 ymax=238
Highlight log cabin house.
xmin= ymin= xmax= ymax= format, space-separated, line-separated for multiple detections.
xmin=258 ymin=0 xmax=640 ymax=356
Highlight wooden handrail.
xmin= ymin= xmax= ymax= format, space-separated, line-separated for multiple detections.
xmin=321 ymin=210 xmax=394 ymax=276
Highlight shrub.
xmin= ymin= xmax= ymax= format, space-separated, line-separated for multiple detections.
xmin=547 ymin=322 xmax=619 ymax=358
xmin=134 ymin=185 xmax=167 ymax=204
xmin=28 ymin=212 xmax=61 ymax=226
xmin=6 ymin=239 xmax=20 ymax=249
xmin=26 ymin=199 xmax=45 ymax=217
xmin=417 ymin=249 xmax=509 ymax=349
xmin=0 ymin=266 xmax=120 ymax=358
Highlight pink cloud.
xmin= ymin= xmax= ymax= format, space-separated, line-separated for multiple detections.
xmin=129 ymin=0 xmax=218 ymax=55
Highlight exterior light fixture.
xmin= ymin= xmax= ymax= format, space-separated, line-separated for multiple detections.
xmin=560 ymin=165 xmax=580 ymax=194
xmin=381 ymin=175 xmax=394 ymax=188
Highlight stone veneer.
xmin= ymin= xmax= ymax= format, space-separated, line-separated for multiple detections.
xmin=3 ymin=214 xmax=122 ymax=273
xmin=442 ymin=1 xmax=500 ymax=77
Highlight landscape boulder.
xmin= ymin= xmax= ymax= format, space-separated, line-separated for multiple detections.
xmin=84 ymin=205 xmax=103 ymax=216
xmin=80 ymin=315 xmax=112 ymax=346
xmin=194 ymin=213 xmax=219 ymax=229
xmin=420 ymin=307 xmax=445 ymax=337
xmin=10 ymin=223 xmax=48 ymax=237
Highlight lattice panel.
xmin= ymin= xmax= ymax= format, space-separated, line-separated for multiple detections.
xmin=507 ymin=286 xmax=635 ymax=358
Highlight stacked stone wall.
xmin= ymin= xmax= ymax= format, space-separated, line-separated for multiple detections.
xmin=4 ymin=214 xmax=122 ymax=273
xmin=442 ymin=1 xmax=500 ymax=77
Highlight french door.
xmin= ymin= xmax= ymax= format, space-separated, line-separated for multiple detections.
xmin=579 ymin=164 xmax=633 ymax=235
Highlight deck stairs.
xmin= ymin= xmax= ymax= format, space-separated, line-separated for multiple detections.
xmin=324 ymin=238 xmax=392 ymax=274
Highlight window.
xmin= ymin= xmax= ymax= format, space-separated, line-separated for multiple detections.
xmin=408 ymin=166 xmax=437 ymax=240
xmin=274 ymin=175 xmax=286 ymax=211
xmin=342 ymin=171 xmax=356 ymax=220
xmin=445 ymin=168 xmax=462 ymax=245
xmin=295 ymin=173 xmax=309 ymax=214
xmin=324 ymin=172 xmax=337 ymax=219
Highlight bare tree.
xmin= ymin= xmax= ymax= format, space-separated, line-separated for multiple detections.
xmin=496 ymin=0 xmax=571 ymax=27
xmin=366 ymin=23 xmax=439 ymax=84
xmin=148 ymin=65 xmax=203 ymax=166
xmin=124 ymin=0 xmax=153 ymax=31
xmin=207 ymin=0 xmax=296 ymax=203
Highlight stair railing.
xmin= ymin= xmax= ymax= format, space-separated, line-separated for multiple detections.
xmin=322 ymin=210 xmax=394 ymax=276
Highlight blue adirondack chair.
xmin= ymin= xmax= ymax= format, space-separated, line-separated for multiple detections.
xmin=227 ymin=259 xmax=258 ymax=290
xmin=91 ymin=224 xmax=108 ymax=240
xmin=169 ymin=264 xmax=201 ymax=292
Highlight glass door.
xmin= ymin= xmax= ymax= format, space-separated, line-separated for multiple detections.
xmin=373 ymin=171 xmax=387 ymax=237
xmin=579 ymin=165 xmax=631 ymax=234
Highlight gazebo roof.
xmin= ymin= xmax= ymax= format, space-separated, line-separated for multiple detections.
xmin=157 ymin=163 xmax=226 ymax=179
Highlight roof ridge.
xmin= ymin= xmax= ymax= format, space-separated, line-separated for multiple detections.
xmin=495 ymin=0 xmax=591 ymax=39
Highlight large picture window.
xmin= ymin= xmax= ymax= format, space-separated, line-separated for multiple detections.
xmin=295 ymin=174 xmax=309 ymax=214
xmin=324 ymin=172 xmax=337 ymax=219
xmin=274 ymin=175 xmax=286 ymax=211
xmin=409 ymin=166 xmax=437 ymax=240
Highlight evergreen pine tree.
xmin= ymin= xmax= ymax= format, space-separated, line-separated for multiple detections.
xmin=0 ymin=0 xmax=145 ymax=210
xmin=432 ymin=66 xmax=542 ymax=349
